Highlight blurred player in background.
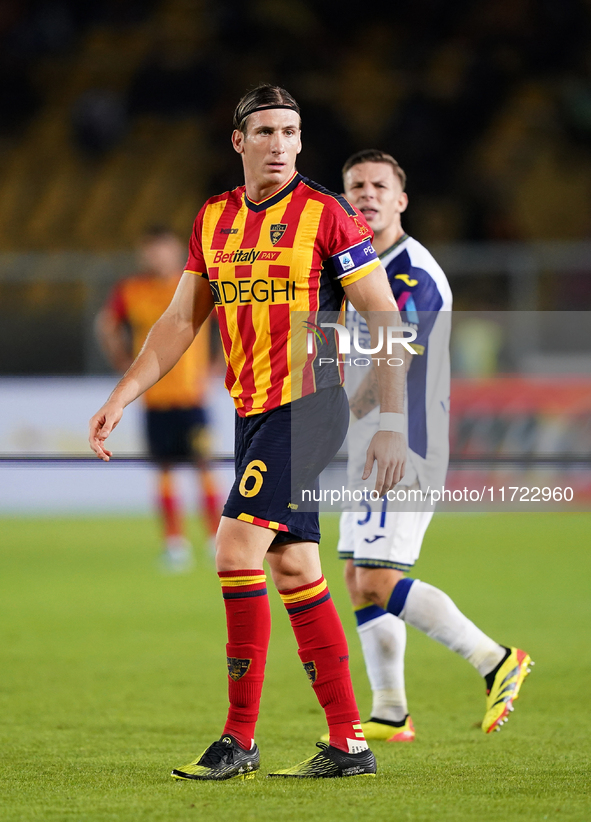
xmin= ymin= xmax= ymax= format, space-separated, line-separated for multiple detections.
xmin=96 ymin=226 xmax=222 ymax=571
xmin=330 ymin=150 xmax=532 ymax=742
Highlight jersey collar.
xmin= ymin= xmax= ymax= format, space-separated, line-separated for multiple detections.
xmin=244 ymin=171 xmax=301 ymax=212
xmin=378 ymin=232 xmax=409 ymax=260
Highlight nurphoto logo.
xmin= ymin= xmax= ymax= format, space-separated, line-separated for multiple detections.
xmin=304 ymin=321 xmax=417 ymax=366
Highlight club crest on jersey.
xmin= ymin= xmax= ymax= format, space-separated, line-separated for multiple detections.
xmin=303 ymin=661 xmax=317 ymax=684
xmin=227 ymin=657 xmax=252 ymax=681
xmin=353 ymin=216 xmax=369 ymax=236
xmin=270 ymin=223 xmax=287 ymax=245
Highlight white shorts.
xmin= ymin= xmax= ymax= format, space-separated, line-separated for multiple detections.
xmin=340 ymin=411 xmax=441 ymax=569
xmin=337 ymin=504 xmax=433 ymax=571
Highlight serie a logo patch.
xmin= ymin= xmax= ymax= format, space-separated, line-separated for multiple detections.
xmin=270 ymin=223 xmax=287 ymax=244
xmin=227 ymin=657 xmax=252 ymax=681
xmin=303 ymin=661 xmax=317 ymax=684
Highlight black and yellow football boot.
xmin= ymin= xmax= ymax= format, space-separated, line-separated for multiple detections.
xmin=171 ymin=734 xmax=259 ymax=781
xmin=267 ymin=742 xmax=377 ymax=778
xmin=482 ymin=647 xmax=533 ymax=733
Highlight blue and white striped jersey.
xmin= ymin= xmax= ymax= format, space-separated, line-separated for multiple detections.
xmin=345 ymin=234 xmax=452 ymax=490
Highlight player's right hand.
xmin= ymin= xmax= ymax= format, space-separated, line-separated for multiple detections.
xmin=88 ymin=402 xmax=123 ymax=461
xmin=362 ymin=430 xmax=407 ymax=497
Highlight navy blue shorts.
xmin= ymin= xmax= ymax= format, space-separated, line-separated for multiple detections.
xmin=145 ymin=406 xmax=209 ymax=462
xmin=223 ymin=386 xmax=349 ymax=545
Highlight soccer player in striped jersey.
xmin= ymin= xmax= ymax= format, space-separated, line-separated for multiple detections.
xmin=329 ymin=150 xmax=532 ymax=743
xmin=96 ymin=226 xmax=222 ymax=571
xmin=89 ymin=85 xmax=407 ymax=780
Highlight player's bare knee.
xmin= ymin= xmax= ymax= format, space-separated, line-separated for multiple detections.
xmin=267 ymin=541 xmax=321 ymax=590
xmin=344 ymin=559 xmax=359 ymax=596
xmin=355 ymin=580 xmax=383 ymax=606
xmin=355 ymin=567 xmax=403 ymax=607
xmin=214 ymin=516 xmax=274 ymax=571
xmin=345 ymin=562 xmax=370 ymax=609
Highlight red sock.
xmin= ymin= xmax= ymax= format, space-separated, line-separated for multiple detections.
xmin=158 ymin=470 xmax=183 ymax=538
xmin=219 ymin=569 xmax=271 ymax=750
xmin=279 ymin=576 xmax=366 ymax=753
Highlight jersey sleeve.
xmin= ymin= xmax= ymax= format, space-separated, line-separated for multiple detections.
xmin=321 ymin=203 xmax=380 ymax=287
xmin=184 ymin=205 xmax=208 ymax=279
xmin=106 ymin=281 xmax=128 ymax=323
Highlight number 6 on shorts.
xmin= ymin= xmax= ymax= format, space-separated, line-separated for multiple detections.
xmin=239 ymin=460 xmax=268 ymax=498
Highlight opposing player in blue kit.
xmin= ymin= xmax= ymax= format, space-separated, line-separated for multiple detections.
xmin=324 ymin=150 xmax=532 ymax=742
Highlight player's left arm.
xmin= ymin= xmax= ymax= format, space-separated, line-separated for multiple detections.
xmin=344 ymin=264 xmax=407 ymax=496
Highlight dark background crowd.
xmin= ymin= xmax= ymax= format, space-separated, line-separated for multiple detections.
xmin=2 ymin=0 xmax=591 ymax=245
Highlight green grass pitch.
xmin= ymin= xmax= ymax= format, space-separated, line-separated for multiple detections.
xmin=1 ymin=512 xmax=590 ymax=821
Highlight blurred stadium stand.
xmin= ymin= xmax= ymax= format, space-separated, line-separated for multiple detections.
xmin=1 ymin=0 xmax=591 ymax=253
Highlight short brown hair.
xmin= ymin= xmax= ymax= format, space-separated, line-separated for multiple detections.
xmin=342 ymin=149 xmax=407 ymax=191
xmin=233 ymin=84 xmax=301 ymax=134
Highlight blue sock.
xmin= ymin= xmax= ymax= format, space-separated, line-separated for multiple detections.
xmin=386 ymin=578 xmax=416 ymax=617
xmin=355 ymin=603 xmax=387 ymax=627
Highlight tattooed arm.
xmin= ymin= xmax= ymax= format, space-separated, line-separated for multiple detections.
xmin=349 ymin=367 xmax=379 ymax=420
xmin=349 ymin=346 xmax=414 ymax=420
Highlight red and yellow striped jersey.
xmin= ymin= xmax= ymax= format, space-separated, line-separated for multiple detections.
xmin=185 ymin=172 xmax=379 ymax=416
xmin=108 ymin=273 xmax=211 ymax=410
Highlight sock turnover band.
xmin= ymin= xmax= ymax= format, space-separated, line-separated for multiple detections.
xmin=279 ymin=576 xmax=331 ymax=614
xmin=355 ymin=603 xmax=387 ymax=626
xmin=219 ymin=570 xmax=267 ymax=599
xmin=387 ymin=577 xmax=416 ymax=616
